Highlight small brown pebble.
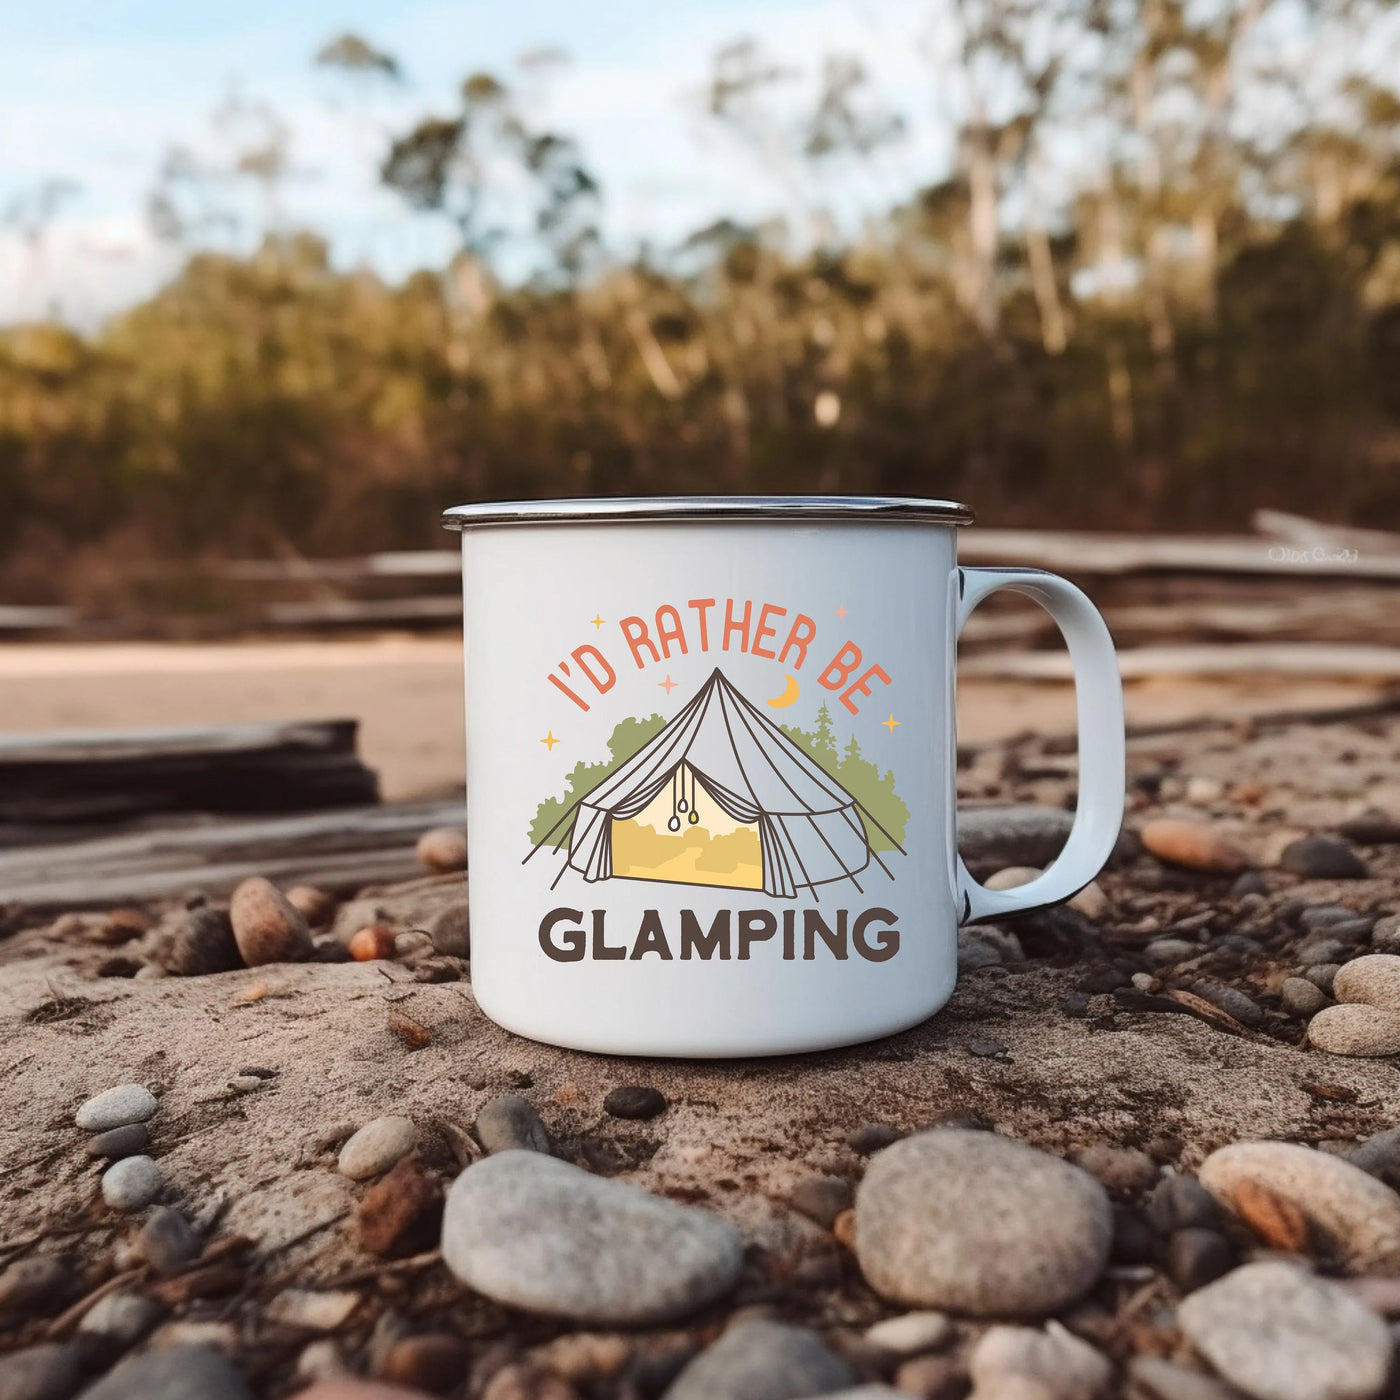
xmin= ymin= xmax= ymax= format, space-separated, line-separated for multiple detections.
xmin=602 ymin=1085 xmax=667 ymax=1119
xmin=417 ymin=827 xmax=467 ymax=873
xmin=1073 ymin=1144 xmax=1158 ymax=1195
xmin=138 ymin=1207 xmax=200 ymax=1276
xmin=356 ymin=1157 xmax=444 ymax=1258
xmin=156 ymin=906 xmax=241 ymax=976
xmin=788 ymin=1174 xmax=854 ymax=1228
xmin=1146 ymin=1175 xmax=1222 ymax=1234
xmin=1140 ymin=819 xmax=1250 ymax=875
xmin=86 ymin=1123 xmax=150 ymax=1160
xmin=349 ymin=925 xmax=398 ymax=962
xmin=1228 ymin=1178 xmax=1311 ymax=1252
xmin=287 ymin=885 xmax=338 ymax=927
xmin=387 ymin=1009 xmax=432 ymax=1050
xmin=1167 ymin=1228 xmax=1233 ymax=1293
xmin=893 ymin=1352 xmax=968 ymax=1399
xmin=847 ymin=1122 xmax=905 ymax=1154
xmin=377 ymin=1333 xmax=470 ymax=1395
xmin=91 ymin=908 xmax=151 ymax=945
xmin=0 ymin=1255 xmax=70 ymax=1315
xmin=832 ymin=1208 xmax=857 ymax=1249
xmin=229 ymin=876 xmax=313 ymax=967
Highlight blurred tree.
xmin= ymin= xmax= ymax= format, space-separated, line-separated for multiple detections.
xmin=2 ymin=0 xmax=1400 ymax=615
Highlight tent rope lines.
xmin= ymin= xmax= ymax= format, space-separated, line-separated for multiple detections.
xmin=709 ymin=678 xmax=824 ymax=900
xmin=524 ymin=668 xmax=904 ymax=899
xmin=720 ymin=675 xmax=907 ymax=857
xmin=836 ymin=804 xmax=896 ymax=881
xmin=722 ymin=681 xmax=904 ymax=873
xmin=722 ymin=689 xmax=868 ymax=900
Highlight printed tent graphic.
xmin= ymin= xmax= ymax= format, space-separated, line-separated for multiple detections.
xmin=530 ymin=669 xmax=901 ymax=898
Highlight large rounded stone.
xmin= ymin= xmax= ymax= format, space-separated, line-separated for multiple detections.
xmin=155 ymin=907 xmax=240 ymax=976
xmin=1178 ymin=1261 xmax=1391 ymax=1400
xmin=1198 ymin=1141 xmax=1400 ymax=1273
xmin=100 ymin=1156 xmax=162 ymax=1212
xmin=1334 ymin=955 xmax=1400 ymax=1012
xmin=662 ymin=1320 xmax=853 ymax=1400
xmin=475 ymin=1095 xmax=550 ymax=1155
xmin=78 ymin=1344 xmax=251 ymax=1400
xmin=853 ymin=1130 xmax=1112 ymax=1317
xmin=75 ymin=1085 xmax=157 ymax=1133
xmin=337 ymin=1117 xmax=416 ymax=1181
xmin=416 ymin=827 xmax=466 ymax=873
xmin=0 ymin=1342 xmax=84 ymax=1400
xmin=229 ymin=877 xmax=313 ymax=967
xmin=1140 ymin=820 xmax=1249 ymax=875
xmin=440 ymin=1149 xmax=744 ymax=1324
xmin=1308 ymin=1004 xmax=1400 ymax=1057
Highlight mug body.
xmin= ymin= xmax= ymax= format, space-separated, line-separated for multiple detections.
xmin=451 ymin=497 xmax=973 ymax=1057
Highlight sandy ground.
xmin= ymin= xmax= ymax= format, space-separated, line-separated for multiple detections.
xmin=0 ymin=637 xmax=1388 ymax=800
xmin=6 ymin=702 xmax=1400 ymax=1399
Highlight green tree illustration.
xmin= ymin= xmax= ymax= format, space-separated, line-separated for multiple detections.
xmin=527 ymin=713 xmax=666 ymax=848
xmin=783 ymin=715 xmax=909 ymax=853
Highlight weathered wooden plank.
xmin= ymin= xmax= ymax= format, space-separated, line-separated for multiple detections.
xmin=1252 ymin=509 xmax=1400 ymax=557
xmin=265 ymin=597 xmax=462 ymax=627
xmin=959 ymin=530 xmax=1400 ymax=579
xmin=0 ymin=800 xmax=467 ymax=910
xmin=960 ymin=642 xmax=1400 ymax=681
xmin=0 ymin=606 xmax=78 ymax=631
xmin=214 ymin=523 xmax=1400 ymax=589
xmin=0 ymin=719 xmax=379 ymax=824
xmin=222 ymin=550 xmax=459 ymax=583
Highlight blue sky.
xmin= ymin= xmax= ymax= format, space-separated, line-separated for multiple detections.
xmin=0 ymin=0 xmax=945 ymax=325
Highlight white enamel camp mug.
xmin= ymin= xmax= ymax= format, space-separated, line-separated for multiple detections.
xmin=443 ymin=496 xmax=1124 ymax=1058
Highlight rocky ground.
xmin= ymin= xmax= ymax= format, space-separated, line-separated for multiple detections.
xmin=8 ymin=701 xmax=1400 ymax=1399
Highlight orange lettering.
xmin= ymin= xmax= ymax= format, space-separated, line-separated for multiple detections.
xmin=688 ymin=598 xmax=715 ymax=650
xmin=818 ymin=641 xmax=862 ymax=691
xmin=840 ymin=663 xmax=890 ymax=715
xmin=548 ymin=670 xmax=590 ymax=711
xmin=723 ymin=598 xmax=752 ymax=652
xmin=655 ymin=605 xmax=687 ymax=658
xmin=619 ymin=617 xmax=660 ymax=668
xmin=571 ymin=644 xmax=616 ymax=694
xmin=778 ymin=613 xmax=816 ymax=669
xmin=751 ymin=603 xmax=785 ymax=659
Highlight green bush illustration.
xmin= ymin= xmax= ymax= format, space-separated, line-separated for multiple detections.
xmin=528 ymin=714 xmax=666 ymax=848
xmin=783 ymin=704 xmax=909 ymax=852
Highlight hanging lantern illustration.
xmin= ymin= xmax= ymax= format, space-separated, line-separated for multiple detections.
xmin=668 ymin=769 xmax=682 ymax=832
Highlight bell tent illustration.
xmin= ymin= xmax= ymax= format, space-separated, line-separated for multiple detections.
xmin=526 ymin=669 xmax=903 ymax=898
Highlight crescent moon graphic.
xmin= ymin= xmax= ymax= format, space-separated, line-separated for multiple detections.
xmin=766 ymin=675 xmax=800 ymax=709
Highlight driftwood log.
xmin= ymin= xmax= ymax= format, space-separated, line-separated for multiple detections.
xmin=0 ymin=719 xmax=379 ymax=825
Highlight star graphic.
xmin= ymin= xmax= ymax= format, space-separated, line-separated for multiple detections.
xmin=659 ymin=675 xmax=677 ymax=696
xmin=540 ymin=731 xmax=560 ymax=751
xmin=882 ymin=714 xmax=900 ymax=733
xmin=590 ymin=614 xmax=605 ymax=630
xmin=836 ymin=605 xmax=848 ymax=619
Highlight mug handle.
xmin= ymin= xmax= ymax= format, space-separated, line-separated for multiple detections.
xmin=955 ymin=566 xmax=1125 ymax=924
